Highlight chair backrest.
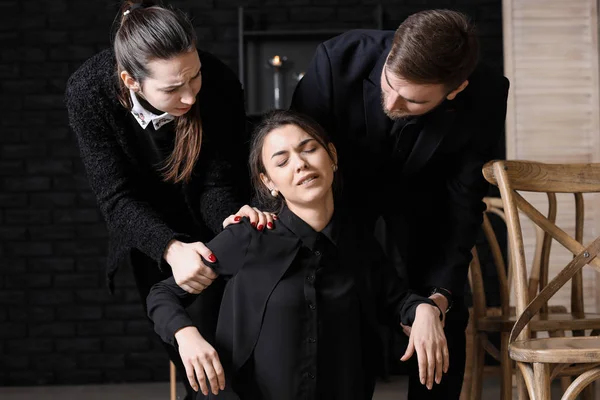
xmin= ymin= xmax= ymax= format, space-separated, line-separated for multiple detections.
xmin=482 ymin=160 xmax=600 ymax=343
xmin=469 ymin=197 xmax=511 ymax=319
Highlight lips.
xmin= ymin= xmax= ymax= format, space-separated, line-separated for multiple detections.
xmin=297 ymin=173 xmax=318 ymax=186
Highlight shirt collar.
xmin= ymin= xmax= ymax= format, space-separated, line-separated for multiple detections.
xmin=129 ymin=90 xmax=175 ymax=130
xmin=279 ymin=206 xmax=338 ymax=251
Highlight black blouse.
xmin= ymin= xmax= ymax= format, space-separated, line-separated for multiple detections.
xmin=147 ymin=207 xmax=439 ymax=400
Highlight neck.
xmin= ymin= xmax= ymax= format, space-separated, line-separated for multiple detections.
xmin=135 ymin=92 xmax=165 ymax=116
xmin=286 ymin=192 xmax=334 ymax=232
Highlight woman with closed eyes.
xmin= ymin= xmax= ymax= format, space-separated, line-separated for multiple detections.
xmin=147 ymin=110 xmax=449 ymax=400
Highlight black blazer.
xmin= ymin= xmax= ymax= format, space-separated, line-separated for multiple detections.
xmin=65 ymin=49 xmax=249 ymax=289
xmin=291 ymin=30 xmax=510 ymax=298
xmin=147 ymin=212 xmax=437 ymax=384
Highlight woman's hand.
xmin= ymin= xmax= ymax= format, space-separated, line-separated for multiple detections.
xmin=164 ymin=240 xmax=218 ymax=294
xmin=222 ymin=204 xmax=277 ymax=231
xmin=175 ymin=326 xmax=225 ymax=396
xmin=400 ymin=303 xmax=449 ymax=390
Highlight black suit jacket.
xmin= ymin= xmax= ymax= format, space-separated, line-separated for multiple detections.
xmin=291 ymin=30 xmax=510 ymax=298
xmin=147 ymin=214 xmax=437 ymax=384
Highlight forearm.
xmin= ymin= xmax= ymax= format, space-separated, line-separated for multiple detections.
xmin=147 ymin=277 xmax=197 ymax=346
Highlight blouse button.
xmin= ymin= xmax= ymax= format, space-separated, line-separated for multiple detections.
xmin=309 ymin=303 xmax=316 ymax=310
xmin=314 ymin=250 xmax=321 ymax=256
xmin=308 ymin=373 xmax=315 ymax=379
xmin=307 ymin=274 xmax=315 ymax=283
xmin=308 ymin=337 xmax=316 ymax=343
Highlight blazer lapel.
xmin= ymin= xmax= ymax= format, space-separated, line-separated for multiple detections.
xmin=231 ymin=230 xmax=301 ymax=371
xmin=403 ymin=103 xmax=456 ymax=176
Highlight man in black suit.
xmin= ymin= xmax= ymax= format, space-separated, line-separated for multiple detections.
xmin=291 ymin=9 xmax=509 ymax=399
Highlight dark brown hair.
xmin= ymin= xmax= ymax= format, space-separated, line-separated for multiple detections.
xmin=114 ymin=0 xmax=201 ymax=183
xmin=249 ymin=110 xmax=339 ymax=213
xmin=386 ymin=9 xmax=480 ymax=90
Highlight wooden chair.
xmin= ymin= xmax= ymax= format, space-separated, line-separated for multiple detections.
xmin=170 ymin=361 xmax=177 ymax=400
xmin=462 ymin=197 xmax=577 ymax=400
xmin=483 ymin=160 xmax=600 ymax=400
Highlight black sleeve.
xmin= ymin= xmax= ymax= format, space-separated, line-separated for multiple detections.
xmin=198 ymin=72 xmax=251 ymax=235
xmin=368 ymin=236 xmax=441 ymax=327
xmin=146 ymin=220 xmax=253 ymax=345
xmin=422 ymin=77 xmax=510 ymax=294
xmin=65 ymin=76 xmax=186 ymax=268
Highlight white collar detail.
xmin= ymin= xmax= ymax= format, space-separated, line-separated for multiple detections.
xmin=129 ymin=90 xmax=175 ymax=130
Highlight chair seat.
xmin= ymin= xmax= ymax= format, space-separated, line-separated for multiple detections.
xmin=476 ymin=312 xmax=600 ymax=332
xmin=509 ymin=336 xmax=600 ymax=363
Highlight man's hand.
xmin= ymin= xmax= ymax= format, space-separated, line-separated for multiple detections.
xmin=164 ymin=240 xmax=218 ymax=294
xmin=400 ymin=304 xmax=449 ymax=390
xmin=222 ymin=204 xmax=277 ymax=231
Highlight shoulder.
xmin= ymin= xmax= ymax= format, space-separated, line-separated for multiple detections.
xmin=463 ymin=62 xmax=509 ymax=106
xmin=197 ymin=50 xmax=241 ymax=90
xmin=66 ymin=49 xmax=119 ymax=102
xmin=323 ymin=29 xmax=394 ymax=55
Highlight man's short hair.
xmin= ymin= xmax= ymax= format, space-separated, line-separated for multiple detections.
xmin=387 ymin=9 xmax=480 ymax=91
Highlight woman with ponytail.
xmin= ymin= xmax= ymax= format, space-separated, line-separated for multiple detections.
xmin=65 ymin=2 xmax=272 ymax=398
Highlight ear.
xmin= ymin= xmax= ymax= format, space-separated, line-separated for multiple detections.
xmin=120 ymin=70 xmax=140 ymax=91
xmin=260 ymin=172 xmax=275 ymax=192
xmin=328 ymin=142 xmax=338 ymax=165
xmin=446 ymin=80 xmax=469 ymax=101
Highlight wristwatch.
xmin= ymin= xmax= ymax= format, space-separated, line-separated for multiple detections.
xmin=430 ymin=287 xmax=453 ymax=313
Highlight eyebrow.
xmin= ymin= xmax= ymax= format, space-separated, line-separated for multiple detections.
xmin=160 ymin=67 xmax=202 ymax=91
xmin=271 ymin=138 xmax=315 ymax=159
xmin=384 ymin=67 xmax=430 ymax=104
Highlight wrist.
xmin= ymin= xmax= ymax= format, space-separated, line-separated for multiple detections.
xmin=417 ymin=302 xmax=441 ymax=318
xmin=174 ymin=325 xmax=200 ymax=343
xmin=163 ymin=239 xmax=183 ymax=264
xmin=429 ymin=293 xmax=449 ymax=313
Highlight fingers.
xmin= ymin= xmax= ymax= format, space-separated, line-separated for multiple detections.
xmin=435 ymin=347 xmax=443 ymax=385
xmin=192 ymin=358 xmax=209 ymax=396
xmin=202 ymin=355 xmax=220 ymax=395
xmin=400 ymin=323 xmax=411 ymax=337
xmin=212 ymin=354 xmax=226 ymax=391
xmin=183 ymin=359 xmax=199 ymax=393
xmin=222 ymin=214 xmax=242 ymax=229
xmin=400 ymin=334 xmax=414 ymax=362
xmin=416 ymin=344 xmax=428 ymax=388
xmin=193 ymin=243 xmax=218 ymax=280
xmin=443 ymin=341 xmax=450 ymax=373
xmin=178 ymin=282 xmax=206 ymax=295
xmin=237 ymin=205 xmax=259 ymax=227
xmin=426 ymin=346 xmax=435 ymax=390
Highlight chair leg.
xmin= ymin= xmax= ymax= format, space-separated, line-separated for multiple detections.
xmin=549 ymin=330 xmax=571 ymax=393
xmin=470 ymin=332 xmax=486 ymax=400
xmin=460 ymin=316 xmax=475 ymax=400
xmin=170 ymin=361 xmax=177 ymax=400
xmin=500 ymin=333 xmax=513 ymax=400
xmin=533 ymin=363 xmax=551 ymax=400
xmin=515 ymin=366 xmax=529 ymax=400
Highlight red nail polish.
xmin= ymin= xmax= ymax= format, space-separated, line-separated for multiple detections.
xmin=208 ymin=254 xmax=216 ymax=262
xmin=257 ymin=224 xmax=264 ymax=231
xmin=273 ymin=215 xmax=278 ymax=220
xmin=251 ymin=222 xmax=256 ymax=227
xmin=234 ymin=216 xmax=241 ymax=222
xmin=267 ymin=222 xmax=273 ymax=228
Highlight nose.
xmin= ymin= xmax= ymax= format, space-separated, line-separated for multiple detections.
xmin=180 ymin=87 xmax=196 ymax=106
xmin=385 ymin=91 xmax=400 ymax=112
xmin=294 ymin=154 xmax=308 ymax=173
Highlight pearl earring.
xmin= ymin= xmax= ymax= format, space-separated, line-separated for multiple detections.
xmin=332 ymin=164 xmax=338 ymax=172
xmin=270 ymin=189 xmax=279 ymax=197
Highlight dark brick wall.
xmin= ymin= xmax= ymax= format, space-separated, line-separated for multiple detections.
xmin=0 ymin=0 xmax=502 ymax=386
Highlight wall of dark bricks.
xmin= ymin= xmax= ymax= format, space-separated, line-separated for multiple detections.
xmin=0 ymin=0 xmax=503 ymax=386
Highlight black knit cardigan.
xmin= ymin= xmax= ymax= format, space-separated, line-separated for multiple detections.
xmin=65 ymin=49 xmax=249 ymax=290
